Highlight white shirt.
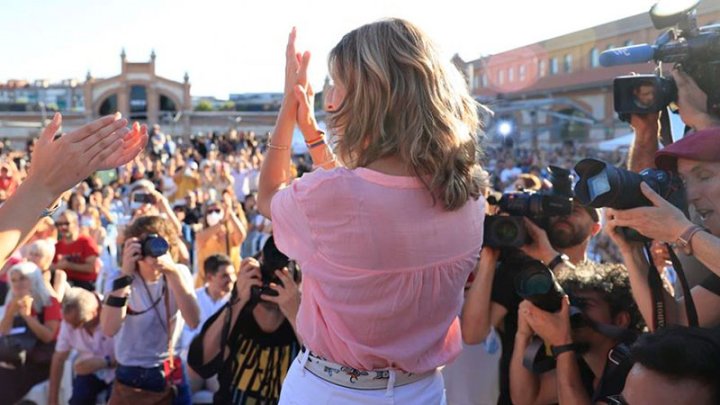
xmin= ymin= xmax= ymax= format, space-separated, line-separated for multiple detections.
xmin=56 ymin=320 xmax=116 ymax=383
xmin=181 ymin=286 xmax=229 ymax=349
xmin=500 ymin=167 xmax=522 ymax=184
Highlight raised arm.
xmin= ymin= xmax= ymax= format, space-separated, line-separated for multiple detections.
xmin=0 ymin=113 xmax=147 ymax=267
xmin=258 ymin=28 xmax=304 ymax=218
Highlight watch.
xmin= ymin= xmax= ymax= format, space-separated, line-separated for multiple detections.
xmin=547 ymin=253 xmax=570 ymax=271
xmin=551 ymin=343 xmax=577 ymax=358
xmin=104 ymin=295 xmax=128 ymax=308
xmin=676 ymin=225 xmax=705 ymax=256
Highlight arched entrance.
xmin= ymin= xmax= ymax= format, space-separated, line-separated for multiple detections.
xmin=98 ymin=94 xmax=118 ymax=115
xmin=129 ymin=85 xmax=148 ymax=121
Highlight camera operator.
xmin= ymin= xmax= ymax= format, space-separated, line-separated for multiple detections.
xmin=462 ymin=201 xmax=601 ymax=404
xmin=101 ymin=215 xmax=200 ymax=404
xmin=187 ymin=238 xmax=301 ymax=405
xmin=606 ymin=126 xmax=720 ymax=328
xmin=509 ymin=262 xmax=642 ymax=405
xmin=618 ymin=326 xmax=720 ymax=405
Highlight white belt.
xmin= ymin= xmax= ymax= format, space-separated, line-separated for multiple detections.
xmin=298 ymin=348 xmax=434 ymax=392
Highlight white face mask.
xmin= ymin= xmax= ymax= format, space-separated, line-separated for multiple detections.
xmin=206 ymin=211 xmax=223 ymax=226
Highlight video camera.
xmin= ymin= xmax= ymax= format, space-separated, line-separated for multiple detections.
xmin=248 ymin=236 xmax=299 ymax=307
xmin=573 ymin=158 xmax=688 ymax=241
xmin=484 ymin=166 xmax=574 ymax=248
xmin=600 ymin=0 xmax=720 ymax=116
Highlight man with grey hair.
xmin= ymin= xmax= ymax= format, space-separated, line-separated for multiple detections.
xmin=48 ymin=287 xmax=115 ymax=405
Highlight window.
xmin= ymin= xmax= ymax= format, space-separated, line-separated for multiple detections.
xmin=482 ymin=74 xmax=488 ymax=87
xmin=508 ymin=67 xmax=514 ymax=82
xmin=550 ymin=57 xmax=558 ymax=75
xmin=498 ymin=70 xmax=504 ymax=85
xmin=538 ymin=60 xmax=546 ymax=77
xmin=564 ymin=54 xmax=573 ymax=73
xmin=590 ymin=48 xmax=600 ymax=68
xmin=519 ymin=65 xmax=527 ymax=81
xmin=624 ymin=40 xmax=634 ymax=46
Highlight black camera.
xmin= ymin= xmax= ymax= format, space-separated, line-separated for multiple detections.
xmin=515 ymin=260 xmax=566 ymax=312
xmin=141 ymin=234 xmax=169 ymax=258
xmin=484 ymin=166 xmax=574 ymax=248
xmin=249 ymin=236 xmax=298 ymax=306
xmin=573 ymin=158 xmax=688 ymax=241
xmin=601 ymin=0 xmax=720 ymax=116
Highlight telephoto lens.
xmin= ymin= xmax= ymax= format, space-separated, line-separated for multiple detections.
xmin=515 ymin=261 xmax=566 ymax=312
xmin=141 ymin=234 xmax=170 ymax=258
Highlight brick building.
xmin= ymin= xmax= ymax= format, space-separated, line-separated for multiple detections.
xmin=462 ymin=1 xmax=720 ymax=146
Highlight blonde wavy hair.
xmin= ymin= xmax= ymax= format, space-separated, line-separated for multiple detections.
xmin=327 ymin=18 xmax=484 ymax=210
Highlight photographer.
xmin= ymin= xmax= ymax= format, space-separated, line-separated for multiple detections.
xmin=187 ymin=239 xmax=301 ymax=405
xmin=619 ymin=326 xmax=720 ymax=405
xmin=462 ymin=201 xmax=600 ymax=404
xmin=509 ymin=262 xmax=642 ymax=405
xmin=101 ymin=215 xmax=199 ymax=405
xmin=606 ymin=127 xmax=720 ymax=328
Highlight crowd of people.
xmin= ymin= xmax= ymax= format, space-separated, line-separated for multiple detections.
xmin=0 ymin=17 xmax=719 ymax=405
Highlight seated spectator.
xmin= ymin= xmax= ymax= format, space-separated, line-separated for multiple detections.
xmin=620 ymin=326 xmax=720 ymax=405
xmin=48 ymin=287 xmax=115 ymax=405
xmin=510 ymin=262 xmax=643 ymax=405
xmin=0 ymin=262 xmax=62 ymax=404
xmin=183 ymin=254 xmax=236 ymax=394
xmin=52 ymin=210 xmax=101 ymax=292
xmin=25 ymin=239 xmax=68 ymax=300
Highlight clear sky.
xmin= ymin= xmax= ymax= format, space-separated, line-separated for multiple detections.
xmin=0 ymin=0 xmax=659 ymax=98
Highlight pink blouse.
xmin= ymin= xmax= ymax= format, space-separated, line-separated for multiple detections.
xmin=271 ymin=167 xmax=485 ymax=373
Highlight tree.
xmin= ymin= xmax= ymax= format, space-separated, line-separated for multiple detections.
xmin=195 ymin=100 xmax=213 ymax=112
xmin=220 ymin=101 xmax=236 ymax=111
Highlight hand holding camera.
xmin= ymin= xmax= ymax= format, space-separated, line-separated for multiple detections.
xmin=519 ymin=297 xmax=573 ymax=347
xmin=260 ymin=268 xmax=301 ymax=320
xmin=605 ymin=182 xmax=692 ymax=244
xmin=121 ymin=237 xmax=142 ymax=276
xmin=234 ymin=257 xmax=263 ymax=306
xmin=519 ymin=218 xmax=560 ymax=265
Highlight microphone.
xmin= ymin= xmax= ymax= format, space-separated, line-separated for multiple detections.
xmin=599 ymin=44 xmax=657 ymax=67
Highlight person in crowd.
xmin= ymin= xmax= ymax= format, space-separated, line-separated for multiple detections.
xmin=52 ymin=210 xmax=101 ymax=292
xmin=462 ymin=200 xmax=601 ymax=404
xmin=258 ymin=21 xmax=485 ymax=403
xmin=606 ymin=126 xmax=720 ymax=327
xmin=510 ymin=262 xmax=643 ymax=404
xmin=188 ymin=251 xmax=301 ymax=404
xmin=25 ymin=238 xmax=68 ymax=300
xmin=0 ymin=262 xmax=63 ymax=404
xmin=183 ymin=254 xmax=236 ymax=394
xmin=101 ymin=215 xmax=199 ymax=405
xmin=618 ymin=326 xmax=720 ymax=405
xmin=173 ymin=162 xmax=201 ymax=204
xmin=48 ymin=287 xmax=115 ymax=405
xmin=194 ymin=199 xmax=245 ymax=287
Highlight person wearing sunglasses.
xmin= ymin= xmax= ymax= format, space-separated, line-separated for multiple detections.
xmin=51 ymin=210 xmax=101 ymax=293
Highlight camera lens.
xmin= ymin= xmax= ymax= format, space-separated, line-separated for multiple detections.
xmin=142 ymin=234 xmax=169 ymax=258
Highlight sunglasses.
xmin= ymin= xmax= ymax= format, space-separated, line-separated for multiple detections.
xmin=55 ymin=222 xmax=70 ymax=227
xmin=207 ymin=208 xmax=222 ymax=215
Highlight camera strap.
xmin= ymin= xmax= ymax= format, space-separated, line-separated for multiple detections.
xmin=644 ymin=243 xmax=667 ymax=330
xmin=665 ymin=243 xmax=699 ymax=327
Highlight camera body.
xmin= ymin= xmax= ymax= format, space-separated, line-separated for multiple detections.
xmin=141 ymin=234 xmax=169 ymax=258
xmin=248 ymin=236 xmax=299 ymax=306
xmin=132 ymin=193 xmax=155 ymax=205
xmin=483 ymin=166 xmax=574 ymax=248
xmin=574 ymin=158 xmax=688 ymax=241
xmin=605 ymin=0 xmax=720 ymax=116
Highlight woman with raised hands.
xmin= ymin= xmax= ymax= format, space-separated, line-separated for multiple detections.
xmin=258 ymin=21 xmax=486 ymax=404
xmin=0 ymin=112 xmax=147 ymax=269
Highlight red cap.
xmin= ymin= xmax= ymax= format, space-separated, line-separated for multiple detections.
xmin=655 ymin=127 xmax=720 ymax=172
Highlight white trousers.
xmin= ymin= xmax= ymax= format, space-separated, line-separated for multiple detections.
xmin=278 ymin=352 xmax=447 ymax=405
